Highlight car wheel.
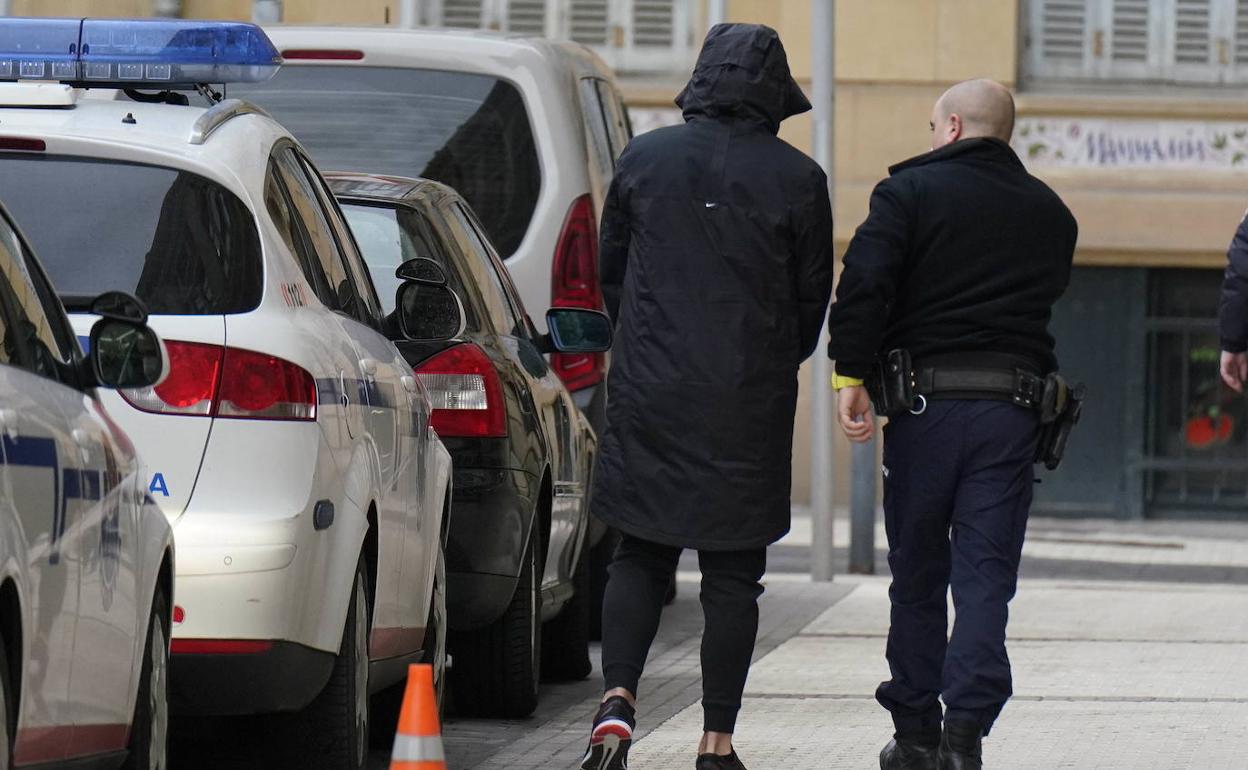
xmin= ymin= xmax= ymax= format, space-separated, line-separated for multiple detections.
xmin=450 ymin=528 xmax=541 ymax=718
xmin=294 ymin=559 xmax=370 ymax=770
xmin=121 ymin=588 xmax=169 ymax=770
xmin=588 ymin=525 xmax=619 ymax=642
xmin=541 ymin=539 xmax=592 ymax=681
xmin=0 ymin=632 xmax=11 ymax=770
xmin=423 ymin=543 xmax=448 ymax=713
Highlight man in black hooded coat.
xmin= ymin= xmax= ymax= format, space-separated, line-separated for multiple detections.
xmin=579 ymin=23 xmax=834 ymax=770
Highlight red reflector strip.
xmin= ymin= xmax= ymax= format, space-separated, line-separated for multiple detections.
xmin=171 ymin=639 xmax=275 ymax=655
xmin=0 ymin=137 xmax=46 ymax=152
xmin=281 ymin=48 xmax=364 ymax=60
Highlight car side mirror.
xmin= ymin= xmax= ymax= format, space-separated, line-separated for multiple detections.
xmin=395 ymin=257 xmax=448 ymax=287
xmin=89 ymin=317 xmax=168 ymax=390
xmin=90 ymin=290 xmax=148 ymax=324
xmin=539 ymin=308 xmax=613 ymax=355
xmin=396 ymin=282 xmax=465 ymax=341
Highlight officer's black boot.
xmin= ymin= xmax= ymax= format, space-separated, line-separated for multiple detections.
xmin=879 ymin=736 xmax=939 ymax=770
xmin=938 ymin=720 xmax=983 ymax=770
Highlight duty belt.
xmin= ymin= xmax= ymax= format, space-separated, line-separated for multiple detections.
xmin=913 ymin=367 xmax=1045 ymax=410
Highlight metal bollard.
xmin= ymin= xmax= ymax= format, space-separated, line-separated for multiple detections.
xmin=849 ymin=433 xmax=876 ymax=574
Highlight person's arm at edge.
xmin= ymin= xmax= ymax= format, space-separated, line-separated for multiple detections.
xmin=825 ymin=175 xmax=913 ymax=378
xmin=1220 ymin=212 xmax=1248 ymax=393
xmin=794 ymin=166 xmax=835 ymax=361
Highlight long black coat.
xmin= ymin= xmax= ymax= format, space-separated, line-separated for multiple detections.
xmin=592 ymin=24 xmax=834 ymax=551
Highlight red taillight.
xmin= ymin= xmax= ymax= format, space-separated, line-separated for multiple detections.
xmin=551 ymin=194 xmax=606 ymax=392
xmin=122 ymin=340 xmax=222 ymax=416
xmin=414 ymin=343 xmax=506 ymax=438
xmin=171 ymin=640 xmax=274 ymax=655
xmin=0 ymin=137 xmax=45 ymax=152
xmin=172 ymin=605 xmax=185 ymax=625
xmin=280 ymin=49 xmax=364 ymax=60
xmin=121 ymin=341 xmax=316 ymax=422
xmin=218 ymin=347 xmax=318 ymax=420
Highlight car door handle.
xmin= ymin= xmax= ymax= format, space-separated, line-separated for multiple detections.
xmin=360 ymin=358 xmax=378 ymax=377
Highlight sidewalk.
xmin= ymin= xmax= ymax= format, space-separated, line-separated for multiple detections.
xmin=628 ymin=516 xmax=1248 ymax=769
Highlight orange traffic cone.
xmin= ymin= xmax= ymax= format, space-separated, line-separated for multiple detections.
xmin=389 ymin=664 xmax=446 ymax=770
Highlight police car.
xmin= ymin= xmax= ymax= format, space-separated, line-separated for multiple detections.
xmin=0 ymin=19 xmax=455 ymax=768
xmin=0 ymin=197 xmax=174 ymax=768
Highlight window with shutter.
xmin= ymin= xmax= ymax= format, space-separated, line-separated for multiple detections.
xmin=442 ymin=0 xmax=487 ymax=29
xmin=1237 ymin=0 xmax=1248 ymax=67
xmin=570 ymin=0 xmax=611 ymax=46
xmin=1029 ymin=0 xmax=1091 ymax=78
xmin=1024 ymin=0 xmax=1248 ymax=85
xmin=632 ymin=0 xmax=673 ymax=47
xmin=505 ymin=0 xmax=549 ymax=36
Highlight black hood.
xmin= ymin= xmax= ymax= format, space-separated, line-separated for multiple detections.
xmin=675 ymin=23 xmax=811 ymax=134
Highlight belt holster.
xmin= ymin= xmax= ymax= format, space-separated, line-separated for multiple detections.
xmin=865 ymin=349 xmax=917 ymax=418
xmin=1035 ymin=373 xmax=1087 ymax=471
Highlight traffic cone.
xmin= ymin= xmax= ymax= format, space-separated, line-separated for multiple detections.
xmin=389 ymin=664 xmax=446 ymax=770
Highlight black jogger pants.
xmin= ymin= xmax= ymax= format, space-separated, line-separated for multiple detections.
xmin=600 ymin=533 xmax=766 ymax=734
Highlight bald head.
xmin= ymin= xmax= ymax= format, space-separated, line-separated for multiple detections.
xmin=930 ymin=79 xmax=1015 ymax=150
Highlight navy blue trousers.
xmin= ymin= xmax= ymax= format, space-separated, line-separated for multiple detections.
xmin=877 ymin=399 xmax=1039 ymax=740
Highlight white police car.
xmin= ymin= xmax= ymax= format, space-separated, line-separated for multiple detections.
xmin=0 ymin=197 xmax=174 ymax=768
xmin=0 ymin=19 xmax=455 ymax=768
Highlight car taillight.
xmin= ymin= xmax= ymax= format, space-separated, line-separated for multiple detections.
xmin=122 ymin=340 xmax=222 ymax=416
xmin=551 ymin=194 xmax=606 ymax=392
xmin=217 ymin=347 xmax=318 ymax=420
xmin=121 ymin=341 xmax=316 ymax=422
xmin=414 ymin=343 xmax=506 ymax=438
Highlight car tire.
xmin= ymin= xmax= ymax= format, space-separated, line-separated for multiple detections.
xmin=588 ymin=525 xmax=619 ymax=642
xmin=449 ymin=528 xmax=541 ymax=718
xmin=0 ymin=631 xmax=12 ymax=770
xmin=423 ymin=543 xmax=448 ymax=713
xmin=122 ymin=587 xmax=169 ymax=770
xmin=540 ymin=540 xmax=592 ymax=681
xmin=292 ymin=559 xmax=370 ymax=770
xmin=371 ymin=543 xmax=446 ymax=750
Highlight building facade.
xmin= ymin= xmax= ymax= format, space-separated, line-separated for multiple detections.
xmin=7 ymin=0 xmax=1244 ymax=517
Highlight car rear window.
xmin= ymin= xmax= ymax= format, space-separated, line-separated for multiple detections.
xmin=234 ymin=66 xmax=541 ymax=259
xmin=0 ymin=156 xmax=262 ymax=314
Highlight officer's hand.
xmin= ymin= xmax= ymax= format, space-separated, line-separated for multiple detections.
xmin=837 ymin=385 xmax=875 ymax=443
xmin=1221 ymin=351 xmax=1248 ymax=394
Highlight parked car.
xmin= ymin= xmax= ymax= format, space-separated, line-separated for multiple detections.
xmin=328 ymin=173 xmax=612 ymax=717
xmin=0 ymin=194 xmax=174 ymax=768
xmin=236 ymin=27 xmax=633 ymax=624
xmin=0 ymin=19 xmax=454 ymax=768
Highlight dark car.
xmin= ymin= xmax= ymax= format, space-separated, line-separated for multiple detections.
xmin=328 ymin=173 xmax=612 ymax=719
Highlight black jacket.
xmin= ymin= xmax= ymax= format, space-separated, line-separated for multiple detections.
xmin=1220 ymin=213 xmax=1248 ymax=352
xmin=592 ymin=23 xmax=834 ymax=550
xmin=828 ymin=138 xmax=1077 ymax=378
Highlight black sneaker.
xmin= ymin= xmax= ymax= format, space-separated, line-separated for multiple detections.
xmin=695 ymin=750 xmax=748 ymax=770
xmin=579 ymin=696 xmax=635 ymax=770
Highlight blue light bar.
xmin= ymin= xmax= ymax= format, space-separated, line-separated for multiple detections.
xmin=0 ymin=18 xmax=81 ymax=82
xmin=0 ymin=18 xmax=282 ymax=87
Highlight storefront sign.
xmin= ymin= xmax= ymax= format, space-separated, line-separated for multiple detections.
xmin=1014 ymin=117 xmax=1248 ymax=171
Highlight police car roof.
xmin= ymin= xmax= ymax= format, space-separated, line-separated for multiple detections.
xmin=0 ymin=85 xmax=285 ymax=167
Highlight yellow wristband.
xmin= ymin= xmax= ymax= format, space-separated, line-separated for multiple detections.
xmin=831 ymin=374 xmax=865 ymax=391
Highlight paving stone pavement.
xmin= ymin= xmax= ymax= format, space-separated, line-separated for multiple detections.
xmin=631 ymin=577 xmax=1248 ymax=769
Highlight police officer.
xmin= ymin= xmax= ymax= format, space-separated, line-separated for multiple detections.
xmin=1219 ymin=213 xmax=1248 ymax=393
xmin=827 ymin=79 xmax=1077 ymax=770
